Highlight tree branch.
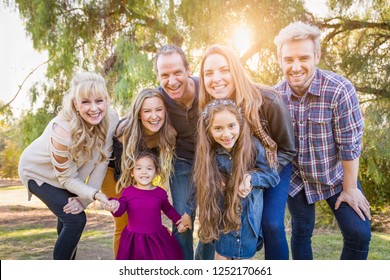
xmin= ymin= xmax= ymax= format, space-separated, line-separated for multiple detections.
xmin=0 ymin=61 xmax=48 ymax=111
xmin=356 ymin=86 xmax=390 ymax=98
xmin=319 ymin=18 xmax=390 ymax=32
xmin=240 ymin=41 xmax=264 ymax=65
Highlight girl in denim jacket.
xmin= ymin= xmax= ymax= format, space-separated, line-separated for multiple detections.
xmin=193 ymin=99 xmax=280 ymax=259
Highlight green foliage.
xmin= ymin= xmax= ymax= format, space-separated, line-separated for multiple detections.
xmin=11 ymin=0 xmax=389 ymax=103
xmin=320 ymin=1 xmax=390 ymax=97
xmin=359 ymin=98 xmax=390 ymax=207
xmin=0 ymin=113 xmax=22 ymax=179
xmin=4 ymin=0 xmax=390 ymax=213
xmin=110 ymin=39 xmax=157 ymax=114
xmin=18 ymin=108 xmax=54 ymax=149
xmin=0 ymin=139 xmax=21 ymax=179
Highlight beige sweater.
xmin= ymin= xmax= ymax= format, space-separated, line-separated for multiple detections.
xmin=18 ymin=107 xmax=119 ymax=206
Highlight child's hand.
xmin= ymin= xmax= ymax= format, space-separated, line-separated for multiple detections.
xmin=95 ymin=192 xmax=118 ymax=212
xmin=104 ymin=200 xmax=119 ymax=213
xmin=177 ymin=222 xmax=188 ymax=233
xmin=181 ymin=213 xmax=192 ymax=230
xmin=110 ymin=200 xmax=120 ymax=213
xmin=95 ymin=192 xmax=110 ymax=208
xmin=238 ymin=173 xmax=252 ymax=198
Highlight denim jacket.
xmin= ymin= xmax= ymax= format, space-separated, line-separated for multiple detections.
xmin=216 ymin=136 xmax=280 ymax=189
xmin=214 ymin=136 xmax=280 ymax=258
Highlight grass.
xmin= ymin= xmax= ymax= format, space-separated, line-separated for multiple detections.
xmin=0 ymin=185 xmax=389 ymax=260
xmin=1 ymin=210 xmax=389 ymax=260
xmin=1 ymin=228 xmax=57 ymax=260
xmin=251 ymin=231 xmax=389 ymax=260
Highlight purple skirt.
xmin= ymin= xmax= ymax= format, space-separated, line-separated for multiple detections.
xmin=116 ymin=225 xmax=184 ymax=260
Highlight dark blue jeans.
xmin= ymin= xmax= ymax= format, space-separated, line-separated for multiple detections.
xmin=287 ymin=182 xmax=371 ymax=260
xmin=195 ymin=164 xmax=292 ymax=260
xmin=28 ymin=180 xmax=86 ymax=260
xmin=170 ymin=158 xmax=195 ymax=260
xmin=261 ymin=163 xmax=291 ymax=259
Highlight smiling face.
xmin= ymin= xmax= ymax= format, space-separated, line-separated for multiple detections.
xmin=280 ymin=38 xmax=320 ymax=96
xmin=131 ymin=156 xmax=157 ymax=188
xmin=156 ymin=52 xmax=190 ymax=102
xmin=209 ymin=109 xmax=240 ymax=152
xmin=139 ymin=96 xmax=166 ymax=135
xmin=73 ymin=94 xmax=108 ymax=126
xmin=203 ymin=53 xmax=236 ymax=100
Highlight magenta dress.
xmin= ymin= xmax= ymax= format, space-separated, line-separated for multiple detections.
xmin=111 ymin=185 xmax=184 ymax=260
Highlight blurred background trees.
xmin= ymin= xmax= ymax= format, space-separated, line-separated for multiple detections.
xmin=1 ymin=0 xmax=389 ymax=215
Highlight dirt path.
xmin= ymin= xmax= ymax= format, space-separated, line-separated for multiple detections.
xmin=0 ymin=183 xmax=183 ymax=260
xmin=0 ymin=184 xmax=118 ymax=260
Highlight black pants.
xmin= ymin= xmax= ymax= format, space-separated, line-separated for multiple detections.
xmin=28 ymin=180 xmax=86 ymax=260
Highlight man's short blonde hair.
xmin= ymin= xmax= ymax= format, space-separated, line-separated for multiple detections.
xmin=274 ymin=21 xmax=321 ymax=59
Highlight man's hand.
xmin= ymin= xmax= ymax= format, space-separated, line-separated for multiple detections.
xmin=335 ymin=187 xmax=371 ymax=221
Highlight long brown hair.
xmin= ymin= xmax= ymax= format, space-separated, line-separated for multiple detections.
xmin=199 ymin=44 xmax=278 ymax=169
xmin=194 ymin=99 xmax=256 ymax=243
xmin=117 ymin=89 xmax=176 ymax=192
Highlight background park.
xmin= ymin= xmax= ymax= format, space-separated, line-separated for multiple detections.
xmin=0 ymin=0 xmax=389 ymax=260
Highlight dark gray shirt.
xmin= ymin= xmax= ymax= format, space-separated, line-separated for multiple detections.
xmin=158 ymin=77 xmax=200 ymax=160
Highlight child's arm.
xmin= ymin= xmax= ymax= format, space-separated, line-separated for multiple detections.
xmin=161 ymin=190 xmax=183 ymax=227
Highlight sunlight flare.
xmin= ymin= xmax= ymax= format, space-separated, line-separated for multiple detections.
xmin=232 ymin=25 xmax=251 ymax=55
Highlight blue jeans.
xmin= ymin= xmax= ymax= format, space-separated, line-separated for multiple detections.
xmin=287 ymin=182 xmax=371 ymax=260
xmin=195 ymin=241 xmax=215 ymax=260
xmin=195 ymin=164 xmax=292 ymax=260
xmin=261 ymin=163 xmax=291 ymax=259
xmin=170 ymin=158 xmax=195 ymax=260
xmin=28 ymin=180 xmax=86 ymax=260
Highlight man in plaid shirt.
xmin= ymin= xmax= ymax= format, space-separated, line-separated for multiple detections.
xmin=274 ymin=21 xmax=371 ymax=260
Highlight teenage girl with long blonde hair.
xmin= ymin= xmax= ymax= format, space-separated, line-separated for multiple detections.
xmin=101 ymin=88 xmax=176 ymax=257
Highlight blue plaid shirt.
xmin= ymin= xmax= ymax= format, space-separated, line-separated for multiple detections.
xmin=275 ymin=68 xmax=364 ymax=203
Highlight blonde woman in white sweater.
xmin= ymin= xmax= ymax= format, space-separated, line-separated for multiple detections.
xmin=18 ymin=72 xmax=118 ymax=260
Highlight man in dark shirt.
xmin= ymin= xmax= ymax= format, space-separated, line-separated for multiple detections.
xmin=154 ymin=45 xmax=199 ymax=260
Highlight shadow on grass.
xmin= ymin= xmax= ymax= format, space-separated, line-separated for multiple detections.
xmin=0 ymin=205 xmax=115 ymax=260
xmin=1 ymin=205 xmax=389 ymax=260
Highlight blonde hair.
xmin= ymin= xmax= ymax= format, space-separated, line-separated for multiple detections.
xmin=117 ymin=88 xmax=176 ymax=192
xmin=194 ymin=99 xmax=256 ymax=243
xmin=199 ymin=44 xmax=278 ymax=169
xmin=59 ymin=72 xmax=110 ymax=165
xmin=274 ymin=21 xmax=321 ymax=60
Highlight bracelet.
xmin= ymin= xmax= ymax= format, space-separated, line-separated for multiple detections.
xmin=93 ymin=191 xmax=99 ymax=200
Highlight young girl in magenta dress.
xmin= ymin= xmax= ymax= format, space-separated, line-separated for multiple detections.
xmin=108 ymin=151 xmax=186 ymax=260
xmin=193 ymin=99 xmax=280 ymax=259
